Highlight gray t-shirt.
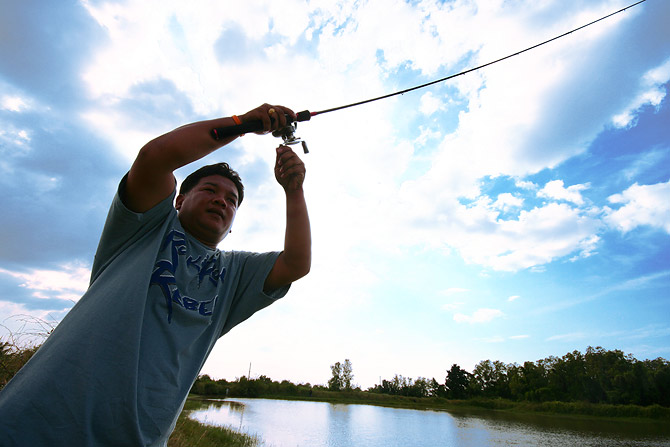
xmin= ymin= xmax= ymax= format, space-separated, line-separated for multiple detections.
xmin=0 ymin=178 xmax=288 ymax=446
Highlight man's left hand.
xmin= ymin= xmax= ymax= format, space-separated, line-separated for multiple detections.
xmin=275 ymin=145 xmax=306 ymax=192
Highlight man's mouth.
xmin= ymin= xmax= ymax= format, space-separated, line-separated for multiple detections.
xmin=207 ymin=208 xmax=225 ymax=219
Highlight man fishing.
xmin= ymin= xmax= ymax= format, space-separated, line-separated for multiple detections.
xmin=0 ymin=103 xmax=311 ymax=446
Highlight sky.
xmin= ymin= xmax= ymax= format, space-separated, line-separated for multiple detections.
xmin=1 ymin=0 xmax=669 ymax=389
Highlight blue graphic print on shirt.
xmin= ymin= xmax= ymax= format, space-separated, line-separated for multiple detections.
xmin=150 ymin=229 xmax=226 ymax=322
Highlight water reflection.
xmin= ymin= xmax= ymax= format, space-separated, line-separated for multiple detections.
xmin=190 ymin=398 xmax=670 ymax=447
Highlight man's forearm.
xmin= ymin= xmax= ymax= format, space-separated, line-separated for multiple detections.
xmin=140 ymin=117 xmax=238 ymax=173
xmin=282 ymin=189 xmax=312 ymax=278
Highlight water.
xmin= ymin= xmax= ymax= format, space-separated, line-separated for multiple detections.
xmin=190 ymin=398 xmax=670 ymax=447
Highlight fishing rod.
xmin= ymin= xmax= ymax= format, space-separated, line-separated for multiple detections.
xmin=211 ymin=0 xmax=647 ymax=153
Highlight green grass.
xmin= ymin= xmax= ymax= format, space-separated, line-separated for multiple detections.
xmin=168 ymin=399 xmax=260 ymax=447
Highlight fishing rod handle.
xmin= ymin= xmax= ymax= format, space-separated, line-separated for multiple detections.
xmin=210 ymin=110 xmax=312 ymax=141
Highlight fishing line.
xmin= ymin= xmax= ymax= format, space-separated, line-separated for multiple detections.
xmin=311 ymin=0 xmax=647 ymax=117
xmin=212 ymin=0 xmax=647 ymax=150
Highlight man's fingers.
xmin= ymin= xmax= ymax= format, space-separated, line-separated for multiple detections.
xmin=278 ymin=158 xmax=304 ymax=175
xmin=275 ymin=146 xmax=305 ymax=186
xmin=277 ymin=152 xmax=304 ymax=173
xmin=280 ymin=164 xmax=305 ymax=178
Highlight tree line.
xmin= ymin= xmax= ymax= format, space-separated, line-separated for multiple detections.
xmin=190 ymin=347 xmax=669 ymax=408
xmin=367 ymin=347 xmax=670 ymax=407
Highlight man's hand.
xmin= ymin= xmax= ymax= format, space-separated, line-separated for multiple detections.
xmin=240 ymin=104 xmax=296 ymax=135
xmin=274 ymin=145 xmax=306 ymax=192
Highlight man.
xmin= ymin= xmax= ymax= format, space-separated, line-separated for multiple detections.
xmin=0 ymin=103 xmax=311 ymax=446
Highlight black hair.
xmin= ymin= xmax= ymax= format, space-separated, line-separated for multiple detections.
xmin=179 ymin=162 xmax=244 ymax=206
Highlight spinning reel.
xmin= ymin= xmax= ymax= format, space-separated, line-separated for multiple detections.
xmin=272 ymin=122 xmax=309 ymax=154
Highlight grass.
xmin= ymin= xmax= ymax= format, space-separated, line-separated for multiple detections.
xmin=168 ymin=399 xmax=260 ymax=447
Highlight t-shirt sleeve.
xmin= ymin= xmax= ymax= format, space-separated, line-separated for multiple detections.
xmin=90 ymin=173 xmax=176 ymax=283
xmin=220 ymin=251 xmax=290 ymax=336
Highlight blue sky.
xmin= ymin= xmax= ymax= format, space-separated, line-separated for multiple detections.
xmin=1 ymin=0 xmax=668 ymax=389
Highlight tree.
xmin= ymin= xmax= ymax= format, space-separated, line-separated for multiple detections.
xmin=410 ymin=377 xmax=431 ymax=397
xmin=328 ymin=361 xmax=343 ymax=391
xmin=445 ymin=364 xmax=469 ymax=399
xmin=429 ymin=378 xmax=447 ymax=397
xmin=342 ymin=359 xmax=354 ymax=390
xmin=470 ymin=360 xmax=509 ymax=398
xmin=329 ymin=359 xmax=354 ymax=391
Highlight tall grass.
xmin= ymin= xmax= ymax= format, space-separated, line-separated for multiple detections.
xmin=168 ymin=400 xmax=260 ymax=447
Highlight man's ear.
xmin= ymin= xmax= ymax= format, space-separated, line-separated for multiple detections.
xmin=175 ymin=194 xmax=184 ymax=211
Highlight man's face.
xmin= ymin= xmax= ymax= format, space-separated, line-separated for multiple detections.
xmin=175 ymin=175 xmax=239 ymax=248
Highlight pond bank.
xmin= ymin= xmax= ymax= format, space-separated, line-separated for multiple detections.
xmin=192 ymin=391 xmax=670 ymax=422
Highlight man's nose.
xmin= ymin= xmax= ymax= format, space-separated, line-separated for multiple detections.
xmin=212 ymin=195 xmax=227 ymax=207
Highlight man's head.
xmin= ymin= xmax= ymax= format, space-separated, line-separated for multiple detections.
xmin=176 ymin=163 xmax=244 ymax=248
xmin=179 ymin=162 xmax=244 ymax=206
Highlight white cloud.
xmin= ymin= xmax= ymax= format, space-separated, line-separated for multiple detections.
xmin=494 ymin=193 xmax=523 ymax=210
xmin=546 ymin=332 xmax=587 ymax=342
xmin=1 ymin=95 xmax=29 ymax=112
xmin=0 ymin=128 xmax=31 ymax=151
xmin=507 ymin=295 xmax=520 ymax=302
xmin=448 ymin=202 xmax=601 ymax=271
xmin=419 ymin=92 xmax=443 ymax=116
xmin=621 ymin=148 xmax=668 ymax=182
xmin=454 ymin=308 xmax=504 ymax=324
xmin=0 ymin=263 xmax=90 ymax=303
xmin=414 ymin=126 xmax=441 ymax=146
xmin=538 ymin=180 xmax=589 ymax=205
xmin=480 ymin=334 xmax=529 ymax=342
xmin=509 ymin=335 xmax=529 ymax=340
xmin=441 ymin=302 xmax=464 ymax=311
xmin=481 ymin=335 xmax=505 ymax=343
xmin=612 ymin=57 xmax=670 ymax=128
xmin=605 ymin=180 xmax=670 ymax=234
xmin=516 ymin=180 xmax=537 ymax=190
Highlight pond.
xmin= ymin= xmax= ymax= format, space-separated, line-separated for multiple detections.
xmin=190 ymin=398 xmax=670 ymax=447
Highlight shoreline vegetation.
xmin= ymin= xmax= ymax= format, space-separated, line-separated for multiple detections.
xmin=188 ymin=389 xmax=670 ymax=421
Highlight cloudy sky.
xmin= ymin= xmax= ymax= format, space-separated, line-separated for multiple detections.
xmin=1 ymin=0 xmax=668 ymax=389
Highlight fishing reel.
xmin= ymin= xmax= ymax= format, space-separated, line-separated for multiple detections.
xmin=272 ymin=122 xmax=309 ymax=154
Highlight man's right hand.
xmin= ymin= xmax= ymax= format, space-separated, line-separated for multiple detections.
xmin=240 ymin=104 xmax=296 ymax=135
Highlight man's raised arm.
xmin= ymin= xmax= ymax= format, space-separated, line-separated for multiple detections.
xmin=124 ymin=104 xmax=296 ymax=213
xmin=264 ymin=145 xmax=312 ymax=292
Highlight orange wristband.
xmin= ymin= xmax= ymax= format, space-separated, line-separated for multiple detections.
xmin=232 ymin=115 xmax=244 ymax=136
